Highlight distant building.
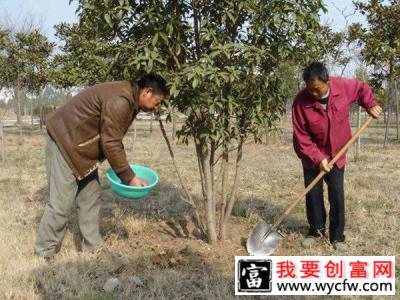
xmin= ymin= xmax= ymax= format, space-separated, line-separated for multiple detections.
xmin=0 ymin=88 xmax=13 ymax=104
xmin=69 ymin=86 xmax=83 ymax=97
xmin=0 ymin=86 xmax=83 ymax=108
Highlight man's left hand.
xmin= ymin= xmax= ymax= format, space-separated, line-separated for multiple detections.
xmin=368 ymin=105 xmax=382 ymax=119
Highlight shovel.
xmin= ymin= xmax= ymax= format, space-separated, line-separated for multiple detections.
xmin=247 ymin=116 xmax=374 ymax=255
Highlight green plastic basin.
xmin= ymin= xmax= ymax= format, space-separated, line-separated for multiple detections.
xmin=106 ymin=164 xmax=159 ymax=199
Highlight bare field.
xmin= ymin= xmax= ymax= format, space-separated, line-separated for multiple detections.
xmin=0 ymin=118 xmax=399 ymax=299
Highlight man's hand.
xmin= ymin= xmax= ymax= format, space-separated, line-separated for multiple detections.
xmin=368 ymin=105 xmax=382 ymax=119
xmin=319 ymin=158 xmax=332 ymax=173
xmin=128 ymin=176 xmax=148 ymax=187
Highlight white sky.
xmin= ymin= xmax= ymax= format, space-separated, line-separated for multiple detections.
xmin=0 ymin=0 xmax=78 ymax=41
xmin=322 ymin=0 xmax=367 ymax=31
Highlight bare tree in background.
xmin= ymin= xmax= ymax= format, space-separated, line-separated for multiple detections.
xmin=0 ymin=10 xmax=45 ymax=34
xmin=329 ymin=4 xmax=357 ymax=77
xmin=329 ymin=4 xmax=365 ymax=160
xmin=384 ymin=79 xmax=394 ymax=147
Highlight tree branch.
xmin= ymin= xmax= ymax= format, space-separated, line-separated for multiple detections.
xmin=158 ymin=116 xmax=205 ymax=234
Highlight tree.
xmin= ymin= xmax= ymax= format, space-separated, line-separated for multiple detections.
xmin=353 ymin=67 xmax=373 ymax=160
xmin=350 ymin=0 xmax=400 ymax=144
xmin=0 ymin=28 xmax=53 ymax=124
xmin=60 ymin=0 xmax=327 ymax=243
xmin=51 ymin=22 xmax=114 ymax=88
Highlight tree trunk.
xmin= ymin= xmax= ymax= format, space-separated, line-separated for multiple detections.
xmin=158 ymin=118 xmax=205 ymax=235
xmin=14 ymin=79 xmax=22 ymax=125
xmin=18 ymin=124 xmax=23 ymax=145
xmin=133 ymin=120 xmax=137 ymax=141
xmin=280 ymin=113 xmax=286 ymax=142
xmin=30 ymin=98 xmax=34 ymax=132
xmin=354 ymin=106 xmax=361 ymax=161
xmin=395 ymin=81 xmax=399 ymax=141
xmin=39 ymin=103 xmax=43 ymax=131
xmin=383 ymin=107 xmax=387 ymax=124
xmin=219 ymin=151 xmax=229 ymax=240
xmin=150 ymin=113 xmax=154 ymax=133
xmin=196 ymin=138 xmax=217 ymax=244
xmin=221 ymin=141 xmax=243 ymax=239
xmin=265 ymin=130 xmax=270 ymax=145
xmin=195 ymin=144 xmax=207 ymax=198
xmin=172 ymin=108 xmax=176 ymax=141
xmin=158 ymin=116 xmax=205 ymax=235
xmin=0 ymin=121 xmax=4 ymax=161
xmin=384 ymin=81 xmax=392 ymax=147
xmin=131 ymin=121 xmax=136 ymax=154
xmin=384 ymin=107 xmax=390 ymax=147
xmin=210 ymin=141 xmax=217 ymax=223
xmin=14 ymin=79 xmax=24 ymax=145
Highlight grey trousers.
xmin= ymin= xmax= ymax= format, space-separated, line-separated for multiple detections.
xmin=35 ymin=135 xmax=103 ymax=258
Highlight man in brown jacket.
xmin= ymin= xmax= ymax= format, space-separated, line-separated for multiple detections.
xmin=35 ymin=74 xmax=168 ymax=259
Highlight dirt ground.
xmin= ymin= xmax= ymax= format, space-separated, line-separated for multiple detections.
xmin=0 ymin=117 xmax=398 ymax=299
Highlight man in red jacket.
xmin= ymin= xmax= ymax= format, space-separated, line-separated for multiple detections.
xmin=292 ymin=62 xmax=382 ymax=251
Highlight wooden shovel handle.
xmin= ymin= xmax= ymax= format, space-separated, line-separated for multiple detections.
xmin=271 ymin=115 xmax=374 ymax=231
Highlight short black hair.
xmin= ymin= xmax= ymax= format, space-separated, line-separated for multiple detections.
xmin=137 ymin=74 xmax=169 ymax=96
xmin=303 ymin=62 xmax=329 ymax=83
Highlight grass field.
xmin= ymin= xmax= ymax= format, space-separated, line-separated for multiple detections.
xmin=0 ymin=117 xmax=398 ymax=299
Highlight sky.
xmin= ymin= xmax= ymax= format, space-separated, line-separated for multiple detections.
xmin=0 ymin=0 xmax=78 ymax=40
xmin=0 ymin=0 xmax=367 ymax=41
xmin=323 ymin=0 xmax=367 ymax=30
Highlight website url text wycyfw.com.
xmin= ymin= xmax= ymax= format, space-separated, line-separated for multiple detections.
xmin=276 ymin=279 xmax=393 ymax=295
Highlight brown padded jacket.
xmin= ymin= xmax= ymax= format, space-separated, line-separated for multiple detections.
xmin=46 ymin=80 xmax=139 ymax=184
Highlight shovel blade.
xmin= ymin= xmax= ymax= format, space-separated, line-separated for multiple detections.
xmin=246 ymin=220 xmax=284 ymax=256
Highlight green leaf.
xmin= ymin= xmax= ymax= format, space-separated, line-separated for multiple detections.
xmin=104 ymin=14 xmax=113 ymax=28
xmin=167 ymin=23 xmax=173 ymax=36
xmin=192 ymin=78 xmax=199 ymax=88
xmin=160 ymin=32 xmax=169 ymax=44
xmin=227 ymin=11 xmax=235 ymax=22
xmin=176 ymin=43 xmax=181 ymax=55
xmin=117 ymin=10 xmax=123 ymax=20
xmin=147 ymin=59 xmax=153 ymax=72
xmin=152 ymin=33 xmax=159 ymax=46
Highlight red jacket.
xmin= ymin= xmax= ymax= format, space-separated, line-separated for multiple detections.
xmin=292 ymin=77 xmax=378 ymax=170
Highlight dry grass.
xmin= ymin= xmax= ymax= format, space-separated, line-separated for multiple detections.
xmin=0 ymin=118 xmax=399 ymax=299
xmin=0 ymin=108 xmax=17 ymax=119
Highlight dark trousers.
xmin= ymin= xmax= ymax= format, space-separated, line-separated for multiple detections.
xmin=303 ymin=166 xmax=345 ymax=243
